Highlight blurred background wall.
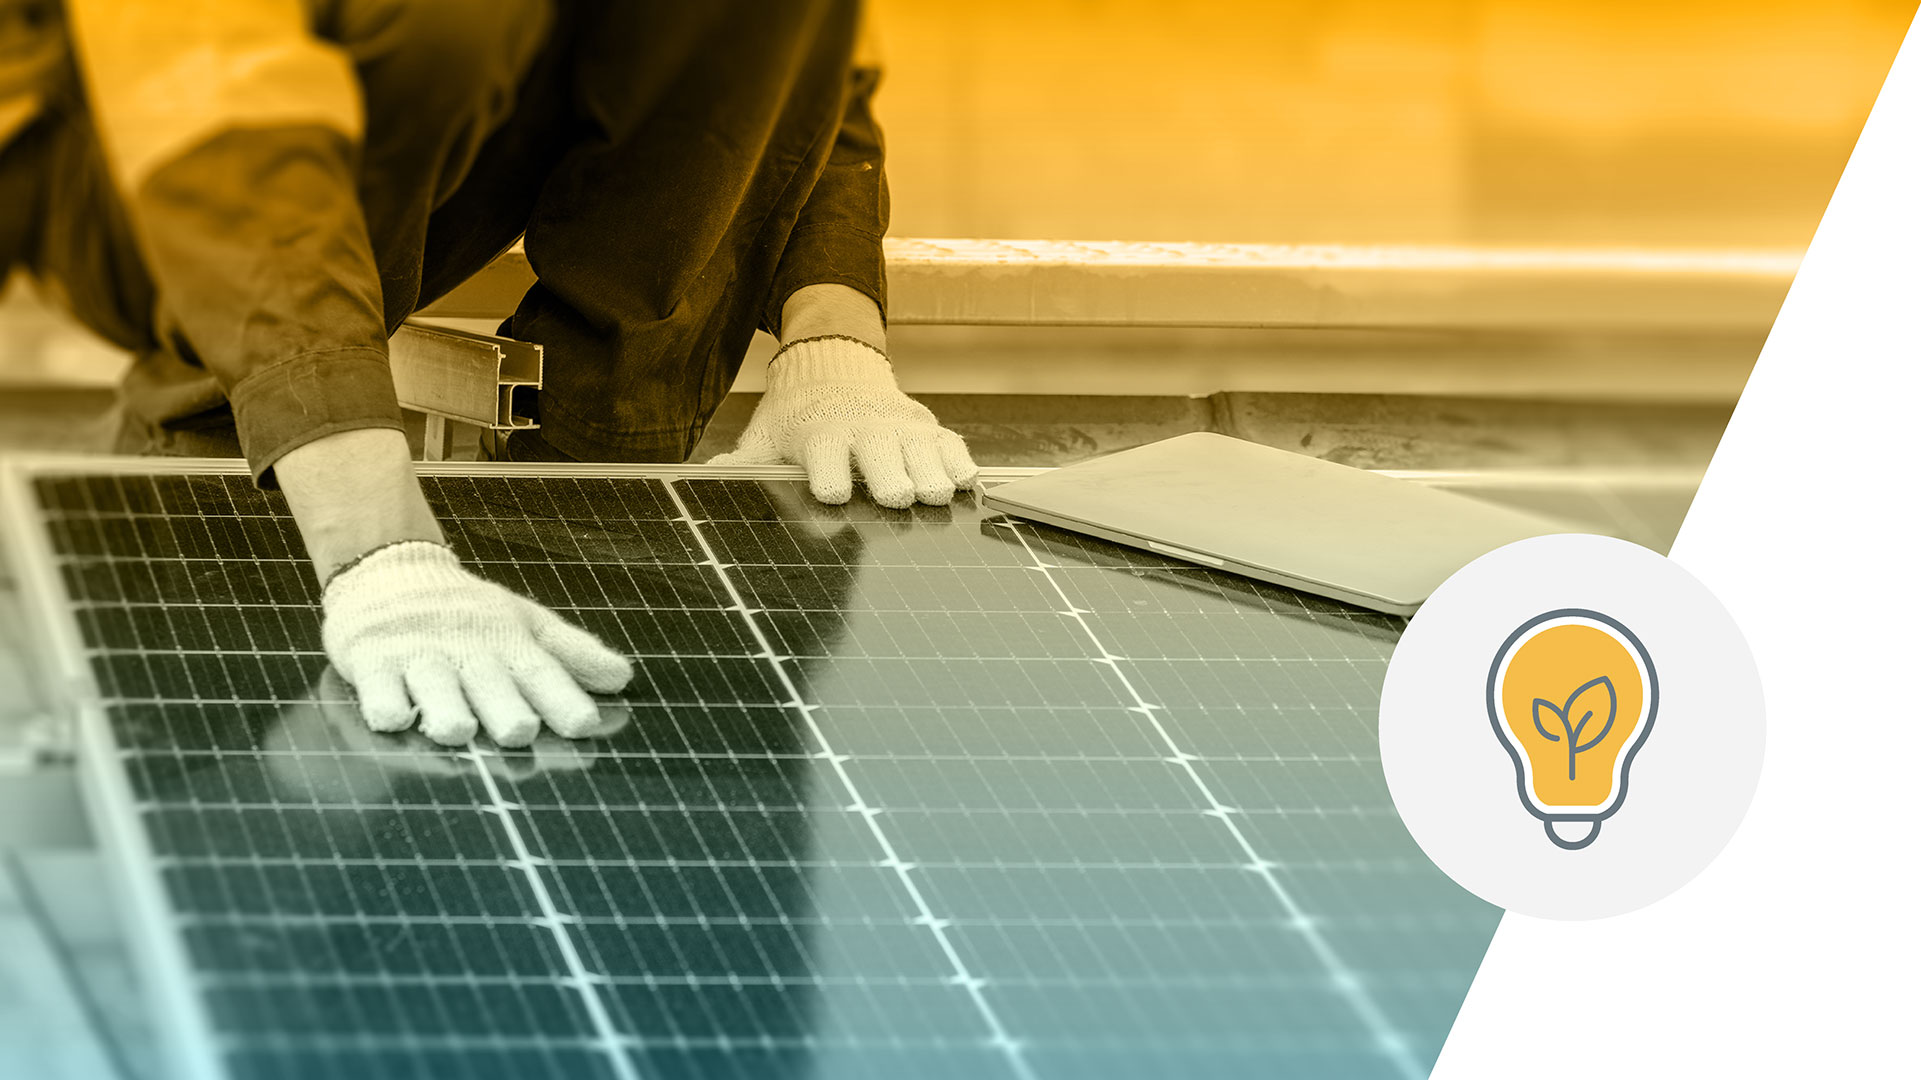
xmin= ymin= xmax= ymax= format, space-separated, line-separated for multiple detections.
xmin=2 ymin=0 xmax=1914 ymax=391
xmin=871 ymin=0 xmax=1912 ymax=247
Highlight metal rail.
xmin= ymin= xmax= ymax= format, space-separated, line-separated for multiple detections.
xmin=386 ymin=321 xmax=542 ymax=460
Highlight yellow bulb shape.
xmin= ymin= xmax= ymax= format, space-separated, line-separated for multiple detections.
xmin=1488 ymin=610 xmax=1657 ymax=850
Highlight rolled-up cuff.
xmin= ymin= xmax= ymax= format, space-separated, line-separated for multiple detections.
xmin=227 ymin=346 xmax=406 ymax=488
xmin=764 ymin=223 xmax=889 ymax=337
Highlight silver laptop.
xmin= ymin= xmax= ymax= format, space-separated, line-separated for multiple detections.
xmin=981 ymin=432 xmax=1570 ymax=615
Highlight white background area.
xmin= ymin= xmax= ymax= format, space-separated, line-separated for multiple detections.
xmin=1434 ymin=12 xmax=1919 ymax=1077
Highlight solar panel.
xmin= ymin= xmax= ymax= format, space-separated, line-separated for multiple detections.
xmin=4 ymin=460 xmax=1500 ymax=1080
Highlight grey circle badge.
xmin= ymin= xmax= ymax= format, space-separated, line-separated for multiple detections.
xmin=1381 ymin=534 xmax=1763 ymax=920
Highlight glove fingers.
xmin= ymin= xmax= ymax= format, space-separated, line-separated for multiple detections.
xmin=529 ymin=607 xmax=635 ymax=693
xmin=937 ymin=430 xmax=981 ymax=491
xmin=349 ymin=665 xmax=416 ymax=733
xmin=900 ymin=434 xmax=957 ymax=506
xmin=404 ymin=659 xmax=479 ymax=746
xmin=462 ymin=663 xmax=541 ymax=748
xmin=706 ymin=443 xmax=779 ymax=468
xmin=854 ymin=434 xmax=916 ymax=509
xmin=708 ymin=424 xmax=781 ymax=467
xmin=512 ymin=654 xmax=606 ymax=739
xmin=800 ymin=431 xmax=856 ymax=505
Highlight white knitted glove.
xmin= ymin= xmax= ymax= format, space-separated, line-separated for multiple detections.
xmin=321 ymin=541 xmax=634 ymax=747
xmin=263 ymin=670 xmax=628 ymax=801
xmin=708 ymin=336 xmax=980 ymax=508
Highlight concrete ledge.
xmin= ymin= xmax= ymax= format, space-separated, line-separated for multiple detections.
xmin=419 ymin=237 xmax=1800 ymax=331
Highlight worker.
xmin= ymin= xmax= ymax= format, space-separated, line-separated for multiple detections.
xmin=0 ymin=0 xmax=977 ymax=747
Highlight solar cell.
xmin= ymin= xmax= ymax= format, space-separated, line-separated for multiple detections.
xmin=7 ymin=462 xmax=1500 ymax=1080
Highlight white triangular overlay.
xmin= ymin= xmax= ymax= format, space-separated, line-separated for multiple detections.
xmin=1434 ymin=14 xmax=1921 ymax=1078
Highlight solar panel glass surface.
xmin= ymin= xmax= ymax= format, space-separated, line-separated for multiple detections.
xmin=25 ymin=468 xmax=1500 ymax=1080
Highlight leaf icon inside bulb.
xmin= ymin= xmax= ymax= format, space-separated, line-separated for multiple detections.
xmin=1490 ymin=611 xmax=1657 ymax=850
xmin=1531 ymin=675 xmax=1617 ymax=782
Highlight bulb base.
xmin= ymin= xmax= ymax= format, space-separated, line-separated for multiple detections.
xmin=1546 ymin=819 xmax=1601 ymax=850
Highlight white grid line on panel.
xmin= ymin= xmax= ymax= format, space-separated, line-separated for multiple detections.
xmin=464 ymin=743 xmax=645 ymax=1080
xmin=1000 ymin=519 xmax=1424 ymax=1080
xmin=661 ymin=479 xmax=1040 ymax=1080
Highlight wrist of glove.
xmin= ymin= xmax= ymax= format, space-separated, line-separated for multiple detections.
xmin=322 ymin=541 xmax=634 ymax=746
xmin=708 ymin=336 xmax=980 ymax=508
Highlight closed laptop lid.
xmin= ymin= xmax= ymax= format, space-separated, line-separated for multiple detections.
xmin=982 ymin=433 xmax=1570 ymax=613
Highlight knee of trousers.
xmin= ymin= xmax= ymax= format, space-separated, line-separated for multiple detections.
xmin=320 ymin=0 xmax=555 ymax=131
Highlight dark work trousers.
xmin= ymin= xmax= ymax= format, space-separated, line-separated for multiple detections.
xmin=15 ymin=0 xmax=885 ymax=463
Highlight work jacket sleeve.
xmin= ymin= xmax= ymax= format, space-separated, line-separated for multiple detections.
xmin=762 ymin=59 xmax=891 ymax=336
xmin=66 ymin=0 xmax=402 ymax=485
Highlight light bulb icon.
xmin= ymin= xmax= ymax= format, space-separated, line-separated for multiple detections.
xmin=1488 ymin=608 xmax=1658 ymax=850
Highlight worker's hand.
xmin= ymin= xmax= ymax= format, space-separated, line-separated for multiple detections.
xmin=262 ymin=670 xmax=628 ymax=802
xmin=708 ymin=336 xmax=979 ymax=508
xmin=321 ymin=541 xmax=634 ymax=747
